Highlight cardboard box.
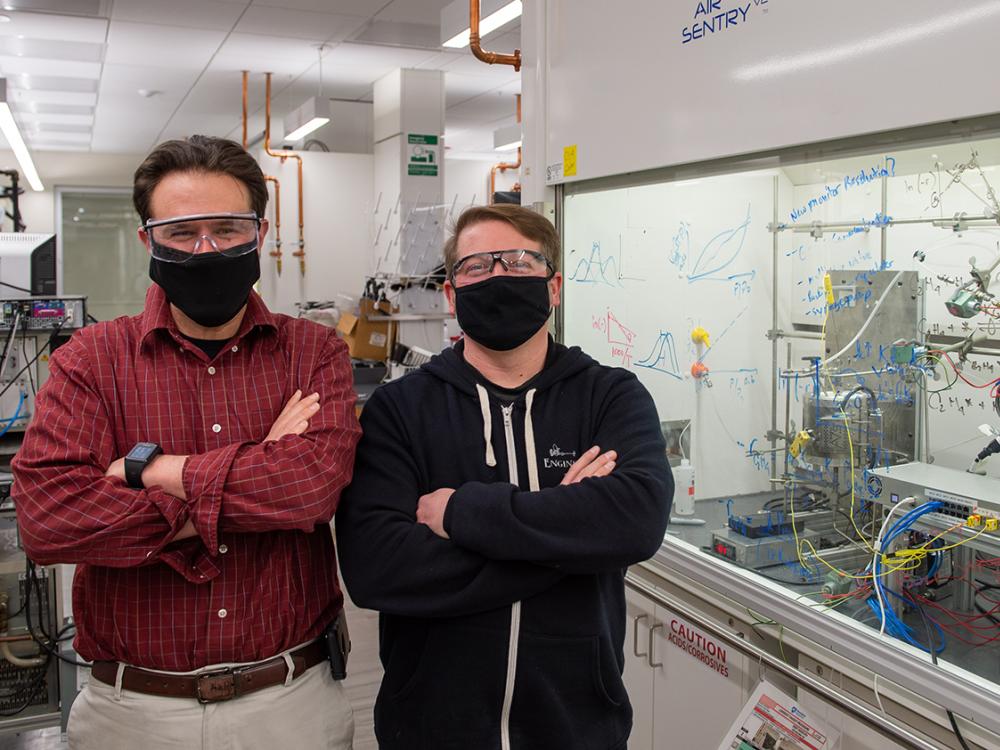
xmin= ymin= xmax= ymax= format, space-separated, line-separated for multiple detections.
xmin=337 ymin=298 xmax=394 ymax=360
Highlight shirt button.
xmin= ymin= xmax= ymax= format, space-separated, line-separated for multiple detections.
xmin=231 ymin=345 xmax=239 ymax=353
xmin=208 ymin=366 xmax=216 ymax=375
xmin=218 ymin=544 xmax=228 ymax=554
xmin=212 ymin=423 xmax=222 ymax=433
xmin=218 ymin=609 xmax=228 ymax=619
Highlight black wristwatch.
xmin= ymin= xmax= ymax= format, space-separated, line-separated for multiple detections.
xmin=124 ymin=442 xmax=162 ymax=489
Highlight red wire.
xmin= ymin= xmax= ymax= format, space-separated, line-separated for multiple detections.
xmin=929 ymin=350 xmax=1000 ymax=389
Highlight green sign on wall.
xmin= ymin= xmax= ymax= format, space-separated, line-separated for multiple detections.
xmin=408 ymin=133 xmax=440 ymax=176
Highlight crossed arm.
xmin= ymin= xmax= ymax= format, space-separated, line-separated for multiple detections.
xmin=12 ymin=338 xmax=359 ymax=568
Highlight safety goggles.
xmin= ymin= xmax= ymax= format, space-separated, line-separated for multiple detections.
xmin=451 ymin=249 xmax=554 ymax=284
xmin=142 ymin=212 xmax=262 ymax=264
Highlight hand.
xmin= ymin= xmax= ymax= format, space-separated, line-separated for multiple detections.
xmin=105 ymin=457 xmax=126 ymax=482
xmin=416 ymin=488 xmax=455 ymax=539
xmin=266 ymin=389 xmax=321 ymax=442
xmin=560 ymin=446 xmax=617 ymax=485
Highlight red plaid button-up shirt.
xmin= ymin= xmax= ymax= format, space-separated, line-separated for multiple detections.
xmin=11 ymin=285 xmax=361 ymax=671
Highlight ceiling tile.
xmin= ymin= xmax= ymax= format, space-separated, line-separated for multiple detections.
xmin=105 ymin=21 xmax=227 ymax=69
xmin=0 ymin=37 xmax=105 ymax=61
xmin=7 ymin=74 xmax=99 ymax=92
xmin=10 ymin=89 xmax=98 ymax=106
xmin=111 ymin=0 xmax=246 ymax=31
xmin=212 ymin=33 xmax=327 ymax=76
xmin=17 ymin=111 xmax=94 ymax=125
xmin=97 ymin=63 xmax=199 ymax=103
xmin=17 ymin=110 xmax=94 ymax=127
xmin=0 ymin=10 xmax=107 ymax=43
xmin=376 ymin=0 xmax=455 ymax=26
xmin=323 ymin=41 xmax=439 ymax=72
xmin=16 ymin=101 xmax=93 ymax=115
xmin=235 ymin=5 xmax=368 ymax=42
xmin=0 ymin=55 xmax=100 ymax=77
xmin=2 ymin=1 xmax=102 ymax=15
xmin=251 ymin=0 xmax=380 ymax=14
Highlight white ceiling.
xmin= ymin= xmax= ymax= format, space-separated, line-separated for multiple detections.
xmin=0 ymin=0 xmax=522 ymax=161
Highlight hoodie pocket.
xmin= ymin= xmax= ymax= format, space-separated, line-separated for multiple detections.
xmin=510 ymin=632 xmax=631 ymax=750
xmin=377 ymin=624 xmax=508 ymax=749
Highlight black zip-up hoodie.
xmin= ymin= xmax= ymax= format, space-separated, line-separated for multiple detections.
xmin=336 ymin=340 xmax=673 ymax=750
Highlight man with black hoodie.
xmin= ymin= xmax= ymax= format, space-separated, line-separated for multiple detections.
xmin=336 ymin=204 xmax=673 ymax=750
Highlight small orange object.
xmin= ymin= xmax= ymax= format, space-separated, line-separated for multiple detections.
xmin=691 ymin=362 xmax=710 ymax=379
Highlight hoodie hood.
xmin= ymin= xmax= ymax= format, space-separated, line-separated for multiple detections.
xmin=423 ymin=337 xmax=597 ymax=397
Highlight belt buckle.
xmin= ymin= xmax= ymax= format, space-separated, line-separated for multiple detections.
xmin=196 ymin=667 xmax=236 ymax=704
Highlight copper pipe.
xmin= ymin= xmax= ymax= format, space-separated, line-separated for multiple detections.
xmin=469 ymin=0 xmax=521 ymax=71
xmin=489 ymin=146 xmax=521 ymax=204
xmin=245 ymin=71 xmax=282 ymax=273
xmin=264 ymin=72 xmax=306 ymax=277
xmin=241 ymin=70 xmax=248 ymax=148
xmin=516 ymin=93 xmax=521 ymax=124
xmin=265 ymin=175 xmax=283 ymax=275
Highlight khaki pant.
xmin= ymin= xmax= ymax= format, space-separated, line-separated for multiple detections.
xmin=68 ymin=656 xmax=354 ymax=750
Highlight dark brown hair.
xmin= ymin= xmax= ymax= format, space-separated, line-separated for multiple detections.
xmin=132 ymin=135 xmax=267 ymax=223
xmin=444 ymin=204 xmax=560 ymax=274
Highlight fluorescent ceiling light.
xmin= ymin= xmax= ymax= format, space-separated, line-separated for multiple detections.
xmin=0 ymin=78 xmax=42 ymax=191
xmin=441 ymin=0 xmax=522 ymax=48
xmin=493 ymin=123 xmax=521 ymax=151
xmin=283 ymin=95 xmax=329 ymax=142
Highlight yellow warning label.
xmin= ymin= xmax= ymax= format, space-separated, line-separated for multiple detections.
xmin=563 ymin=145 xmax=577 ymax=177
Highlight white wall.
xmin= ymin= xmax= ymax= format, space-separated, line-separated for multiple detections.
xmin=255 ymin=150 xmax=374 ymax=317
xmin=444 ymin=156 xmax=520 ymax=215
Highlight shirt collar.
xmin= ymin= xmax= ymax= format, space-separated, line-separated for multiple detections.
xmin=139 ymin=283 xmax=279 ymax=351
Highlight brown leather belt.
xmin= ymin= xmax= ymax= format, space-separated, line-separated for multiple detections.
xmin=91 ymin=640 xmax=326 ymax=703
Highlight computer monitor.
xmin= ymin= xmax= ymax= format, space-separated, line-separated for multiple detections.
xmin=0 ymin=233 xmax=56 ymax=298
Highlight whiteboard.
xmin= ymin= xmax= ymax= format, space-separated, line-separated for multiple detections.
xmin=563 ymin=137 xmax=1000 ymax=498
xmin=563 ymin=171 xmax=777 ymax=499
xmin=544 ymin=0 xmax=1000 ymax=184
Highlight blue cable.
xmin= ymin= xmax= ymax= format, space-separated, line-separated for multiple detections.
xmin=0 ymin=390 xmax=25 ymax=439
xmin=866 ymin=501 xmax=947 ymax=654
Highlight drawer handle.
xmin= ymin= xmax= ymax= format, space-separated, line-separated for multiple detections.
xmin=648 ymin=622 xmax=664 ymax=668
xmin=632 ymin=614 xmax=648 ymax=658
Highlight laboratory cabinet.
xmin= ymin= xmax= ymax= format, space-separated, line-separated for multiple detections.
xmin=623 ymin=585 xmax=749 ymax=749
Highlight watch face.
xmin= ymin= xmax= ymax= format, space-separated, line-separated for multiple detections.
xmin=128 ymin=443 xmax=158 ymax=461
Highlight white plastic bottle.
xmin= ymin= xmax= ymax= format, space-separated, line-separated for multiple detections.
xmin=673 ymin=459 xmax=695 ymax=515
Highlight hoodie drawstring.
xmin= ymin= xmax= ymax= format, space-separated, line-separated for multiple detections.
xmin=476 ymin=384 xmax=497 ymax=467
xmin=524 ymin=388 xmax=540 ymax=491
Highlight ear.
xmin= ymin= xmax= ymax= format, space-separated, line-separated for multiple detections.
xmin=138 ymin=227 xmax=151 ymax=254
xmin=258 ymin=218 xmax=270 ymax=245
xmin=443 ymin=278 xmax=457 ymax=317
xmin=548 ymin=271 xmax=563 ymax=308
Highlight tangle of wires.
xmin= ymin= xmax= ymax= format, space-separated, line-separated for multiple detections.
xmin=0 ymin=559 xmax=82 ymax=717
xmin=918 ymin=348 xmax=1000 ymax=418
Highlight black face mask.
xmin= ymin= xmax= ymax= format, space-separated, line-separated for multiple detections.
xmin=149 ymin=251 xmax=260 ymax=328
xmin=454 ymin=275 xmax=552 ymax=351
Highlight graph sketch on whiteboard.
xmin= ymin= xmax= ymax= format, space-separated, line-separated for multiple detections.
xmin=686 ymin=204 xmax=752 ymax=283
xmin=606 ymin=310 xmax=637 ymax=367
xmin=568 ymin=241 xmax=622 ymax=286
xmin=636 ymin=331 xmax=682 ymax=379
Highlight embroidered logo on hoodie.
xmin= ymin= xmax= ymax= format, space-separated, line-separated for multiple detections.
xmin=544 ymin=444 xmax=577 ymax=469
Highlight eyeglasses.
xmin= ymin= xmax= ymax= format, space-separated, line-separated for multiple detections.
xmin=143 ymin=212 xmax=261 ymax=264
xmin=451 ymin=249 xmax=554 ymax=283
